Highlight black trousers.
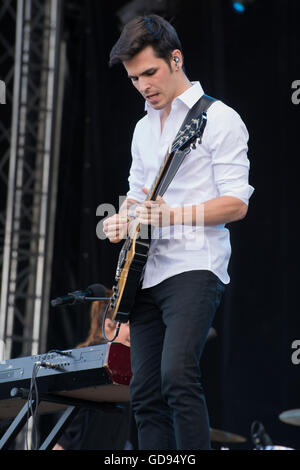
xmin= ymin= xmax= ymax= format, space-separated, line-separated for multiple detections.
xmin=129 ymin=269 xmax=225 ymax=450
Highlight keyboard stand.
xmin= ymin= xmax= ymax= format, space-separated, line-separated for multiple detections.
xmin=0 ymin=387 xmax=122 ymax=450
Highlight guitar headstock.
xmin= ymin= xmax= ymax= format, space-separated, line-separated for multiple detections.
xmin=172 ymin=113 xmax=207 ymax=153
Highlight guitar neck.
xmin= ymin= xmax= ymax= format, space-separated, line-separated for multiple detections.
xmin=147 ymin=146 xmax=174 ymax=202
xmin=145 ymin=113 xmax=204 ymax=202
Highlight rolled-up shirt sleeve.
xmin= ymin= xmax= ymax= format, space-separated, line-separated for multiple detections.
xmin=208 ymin=104 xmax=254 ymax=205
xmin=126 ymin=125 xmax=145 ymax=203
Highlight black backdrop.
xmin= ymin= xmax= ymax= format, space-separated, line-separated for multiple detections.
xmin=46 ymin=0 xmax=300 ymax=449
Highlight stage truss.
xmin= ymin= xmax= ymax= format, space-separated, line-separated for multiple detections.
xmin=0 ymin=0 xmax=65 ymax=359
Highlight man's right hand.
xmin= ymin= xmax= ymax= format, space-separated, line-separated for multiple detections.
xmin=103 ymin=214 xmax=130 ymax=243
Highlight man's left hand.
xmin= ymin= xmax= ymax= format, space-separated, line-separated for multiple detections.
xmin=135 ymin=187 xmax=173 ymax=227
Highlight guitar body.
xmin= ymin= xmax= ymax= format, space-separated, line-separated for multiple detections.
xmin=111 ymin=225 xmax=150 ymax=322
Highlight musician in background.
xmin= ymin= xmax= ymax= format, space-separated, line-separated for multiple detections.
xmin=53 ymin=292 xmax=137 ymax=450
xmin=77 ymin=290 xmax=130 ymax=348
xmin=104 ymin=15 xmax=254 ymax=449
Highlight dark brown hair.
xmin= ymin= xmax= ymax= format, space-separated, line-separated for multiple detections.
xmin=77 ymin=288 xmax=113 ymax=347
xmin=109 ymin=14 xmax=183 ymax=67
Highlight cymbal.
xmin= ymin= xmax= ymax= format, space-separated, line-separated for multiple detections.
xmin=210 ymin=427 xmax=246 ymax=443
xmin=279 ymin=409 xmax=300 ymax=426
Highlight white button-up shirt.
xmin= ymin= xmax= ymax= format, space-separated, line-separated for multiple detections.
xmin=126 ymin=81 xmax=254 ymax=287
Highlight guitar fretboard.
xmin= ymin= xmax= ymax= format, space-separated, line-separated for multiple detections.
xmin=146 ymin=117 xmax=202 ymax=201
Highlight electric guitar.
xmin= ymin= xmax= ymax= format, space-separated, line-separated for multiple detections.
xmin=110 ymin=113 xmax=207 ymax=323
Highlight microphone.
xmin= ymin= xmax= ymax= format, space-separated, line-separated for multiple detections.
xmin=51 ymin=283 xmax=109 ymax=307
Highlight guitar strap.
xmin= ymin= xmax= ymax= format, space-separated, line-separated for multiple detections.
xmin=154 ymin=94 xmax=217 ymax=198
xmin=178 ymin=94 xmax=217 ymax=135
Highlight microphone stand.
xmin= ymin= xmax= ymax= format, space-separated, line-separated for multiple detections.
xmin=82 ymin=297 xmax=111 ymax=301
xmin=50 ymin=295 xmax=112 ymax=307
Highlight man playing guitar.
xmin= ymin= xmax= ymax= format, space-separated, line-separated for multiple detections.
xmin=103 ymin=14 xmax=254 ymax=450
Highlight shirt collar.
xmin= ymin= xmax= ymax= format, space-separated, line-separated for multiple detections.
xmin=144 ymin=81 xmax=205 ymax=112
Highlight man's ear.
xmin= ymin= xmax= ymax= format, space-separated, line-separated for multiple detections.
xmin=171 ymin=49 xmax=182 ymax=66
